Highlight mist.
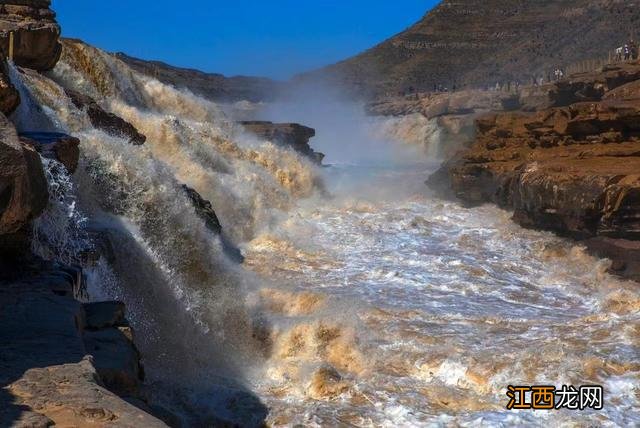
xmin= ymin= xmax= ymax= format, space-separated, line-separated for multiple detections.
xmin=233 ymin=80 xmax=426 ymax=168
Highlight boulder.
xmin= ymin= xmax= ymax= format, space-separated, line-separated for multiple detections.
xmin=20 ymin=131 xmax=80 ymax=173
xmin=0 ymin=0 xmax=62 ymax=71
xmin=0 ymin=114 xmax=48 ymax=256
xmin=181 ymin=184 xmax=221 ymax=233
xmin=66 ymin=89 xmax=147 ymax=145
xmin=238 ymin=120 xmax=324 ymax=164
xmin=79 ymin=301 xmax=146 ymax=397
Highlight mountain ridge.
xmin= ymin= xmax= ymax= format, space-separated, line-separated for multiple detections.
xmin=298 ymin=0 xmax=640 ymax=98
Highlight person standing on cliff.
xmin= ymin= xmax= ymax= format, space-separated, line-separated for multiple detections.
xmin=631 ymin=40 xmax=639 ymax=60
xmin=624 ymin=44 xmax=631 ymax=61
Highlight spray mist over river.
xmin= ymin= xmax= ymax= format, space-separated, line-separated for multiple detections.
xmin=10 ymin=41 xmax=640 ymax=426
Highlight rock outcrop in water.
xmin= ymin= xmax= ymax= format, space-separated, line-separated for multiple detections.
xmin=239 ymin=121 xmax=325 ymax=164
xmin=182 ymin=184 xmax=245 ymax=263
xmin=65 ymin=89 xmax=147 ymax=145
xmin=0 ymin=0 xmax=62 ymax=71
xmin=430 ymin=61 xmax=640 ymax=281
xmin=20 ymin=131 xmax=81 ymax=173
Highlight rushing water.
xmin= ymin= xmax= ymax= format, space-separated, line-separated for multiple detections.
xmin=243 ymin=161 xmax=640 ymax=427
xmin=11 ymin=42 xmax=640 ymax=426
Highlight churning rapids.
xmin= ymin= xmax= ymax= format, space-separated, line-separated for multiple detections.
xmin=10 ymin=41 xmax=640 ymax=427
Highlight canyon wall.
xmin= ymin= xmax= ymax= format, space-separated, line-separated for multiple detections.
xmin=429 ymin=61 xmax=640 ymax=281
xmin=300 ymin=0 xmax=640 ymax=98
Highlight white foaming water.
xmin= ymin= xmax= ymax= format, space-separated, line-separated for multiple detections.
xmin=244 ymin=162 xmax=640 ymax=426
xmin=10 ymin=41 xmax=639 ymax=426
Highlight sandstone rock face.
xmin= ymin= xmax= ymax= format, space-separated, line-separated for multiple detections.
xmin=429 ymin=62 xmax=640 ymax=280
xmin=66 ymin=89 xmax=147 ymax=145
xmin=301 ymin=1 xmax=640 ymax=98
xmin=238 ymin=121 xmax=324 ymax=164
xmin=0 ymin=114 xmax=48 ymax=256
xmin=20 ymin=131 xmax=80 ymax=173
xmin=0 ymin=0 xmax=62 ymax=71
xmin=0 ymin=262 xmax=166 ymax=427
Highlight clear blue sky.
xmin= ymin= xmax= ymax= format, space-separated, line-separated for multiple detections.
xmin=51 ymin=1 xmax=438 ymax=80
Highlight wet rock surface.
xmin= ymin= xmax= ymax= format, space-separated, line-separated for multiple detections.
xmin=66 ymin=89 xmax=147 ymax=145
xmin=182 ymin=184 xmax=245 ymax=263
xmin=238 ymin=120 xmax=324 ymax=164
xmin=20 ymin=131 xmax=80 ymax=173
xmin=429 ymin=62 xmax=640 ymax=281
xmin=0 ymin=57 xmax=19 ymax=115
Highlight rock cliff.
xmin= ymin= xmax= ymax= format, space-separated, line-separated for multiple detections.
xmin=0 ymin=3 xmax=170 ymax=426
xmin=301 ymin=0 xmax=640 ymax=98
xmin=0 ymin=114 xmax=48 ymax=256
xmin=0 ymin=0 xmax=62 ymax=71
xmin=429 ymin=61 xmax=640 ymax=281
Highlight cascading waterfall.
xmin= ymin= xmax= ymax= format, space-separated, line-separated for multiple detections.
xmin=10 ymin=40 xmax=640 ymax=427
xmin=10 ymin=40 xmax=329 ymax=425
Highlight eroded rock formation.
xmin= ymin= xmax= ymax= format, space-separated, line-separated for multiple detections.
xmin=239 ymin=121 xmax=324 ymax=164
xmin=0 ymin=261 xmax=165 ymax=427
xmin=430 ymin=62 xmax=640 ymax=280
xmin=0 ymin=114 xmax=48 ymax=256
xmin=0 ymin=0 xmax=62 ymax=71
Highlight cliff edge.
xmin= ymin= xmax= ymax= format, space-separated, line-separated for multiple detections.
xmin=429 ymin=61 xmax=640 ymax=281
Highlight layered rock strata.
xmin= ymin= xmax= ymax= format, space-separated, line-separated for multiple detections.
xmin=238 ymin=120 xmax=324 ymax=164
xmin=430 ymin=62 xmax=640 ymax=281
xmin=0 ymin=0 xmax=62 ymax=71
xmin=0 ymin=261 xmax=165 ymax=427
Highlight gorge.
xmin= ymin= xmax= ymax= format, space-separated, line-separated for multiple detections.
xmin=1 ymin=1 xmax=639 ymax=427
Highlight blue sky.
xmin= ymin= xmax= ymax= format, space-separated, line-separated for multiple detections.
xmin=51 ymin=1 xmax=438 ymax=80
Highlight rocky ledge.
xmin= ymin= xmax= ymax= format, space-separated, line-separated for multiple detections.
xmin=429 ymin=62 xmax=640 ymax=281
xmin=0 ymin=260 xmax=166 ymax=427
xmin=0 ymin=1 xmax=61 ymax=71
xmin=238 ymin=120 xmax=324 ymax=164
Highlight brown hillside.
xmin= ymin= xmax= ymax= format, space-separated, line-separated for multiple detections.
xmin=299 ymin=0 xmax=640 ymax=98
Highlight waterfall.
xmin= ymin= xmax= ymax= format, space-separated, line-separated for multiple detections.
xmin=7 ymin=40 xmax=328 ymax=425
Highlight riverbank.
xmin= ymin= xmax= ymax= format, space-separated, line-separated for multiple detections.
xmin=423 ymin=61 xmax=640 ymax=281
